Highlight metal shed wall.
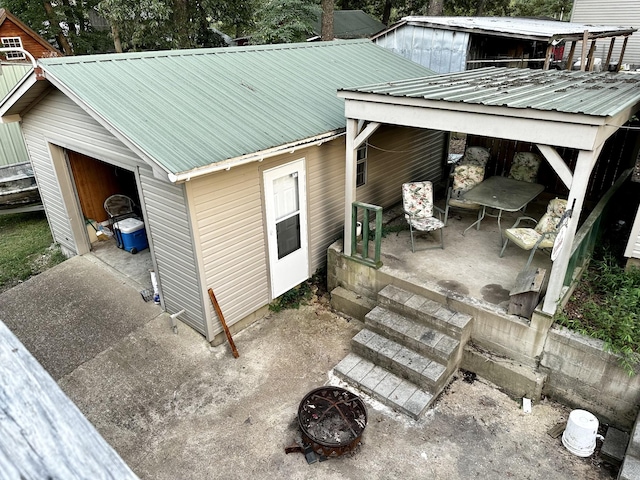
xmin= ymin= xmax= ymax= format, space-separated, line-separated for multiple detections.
xmin=374 ymin=25 xmax=469 ymax=73
xmin=571 ymin=0 xmax=640 ymax=68
xmin=625 ymin=207 xmax=640 ymax=259
xmin=20 ymin=89 xmax=207 ymax=336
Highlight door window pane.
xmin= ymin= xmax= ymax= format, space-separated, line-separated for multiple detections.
xmin=276 ymin=214 xmax=300 ymax=259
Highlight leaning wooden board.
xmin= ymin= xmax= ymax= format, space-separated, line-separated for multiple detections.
xmin=0 ymin=321 xmax=138 ymax=479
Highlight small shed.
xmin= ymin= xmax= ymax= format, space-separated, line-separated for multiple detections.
xmin=0 ymin=40 xmax=446 ymax=343
xmin=0 ymin=8 xmax=62 ymax=62
xmin=373 ymin=16 xmax=637 ymax=73
xmin=572 ymin=0 xmax=640 ymax=69
xmin=310 ymin=10 xmax=387 ymax=40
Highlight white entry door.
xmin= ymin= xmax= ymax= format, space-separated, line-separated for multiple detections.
xmin=264 ymin=159 xmax=309 ymax=299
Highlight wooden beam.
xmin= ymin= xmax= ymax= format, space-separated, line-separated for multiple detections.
xmin=618 ymin=36 xmax=629 ymax=71
xmin=565 ymin=41 xmax=576 ymax=71
xmin=343 ymin=118 xmax=358 ymax=255
xmin=580 ymin=30 xmax=588 ymax=71
xmin=354 ymin=122 xmax=381 ymax=149
xmin=0 ymin=321 xmax=137 ymax=479
xmin=586 ymin=40 xmax=597 ymax=71
xmin=536 ymin=144 xmax=573 ymax=189
xmin=604 ymin=37 xmax=615 ymax=70
xmin=543 ymin=146 xmax=602 ymax=314
xmin=543 ymin=44 xmax=554 ymax=70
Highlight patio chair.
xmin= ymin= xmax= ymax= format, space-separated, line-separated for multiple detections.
xmin=402 ymin=181 xmax=445 ymax=252
xmin=499 ymin=198 xmax=568 ymax=268
xmin=508 ymin=152 xmax=542 ymax=183
xmin=443 ymin=164 xmax=485 ymax=226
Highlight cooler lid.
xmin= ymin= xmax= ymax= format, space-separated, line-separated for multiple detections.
xmin=114 ymin=217 xmax=144 ymax=233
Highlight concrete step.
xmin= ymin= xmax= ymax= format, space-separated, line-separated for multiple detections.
xmin=352 ymin=328 xmax=448 ymax=391
xmin=378 ymin=284 xmax=473 ymax=342
xmin=365 ymin=306 xmax=458 ymax=367
xmin=334 ymin=352 xmax=435 ymax=420
xmin=330 ymin=286 xmax=376 ymax=322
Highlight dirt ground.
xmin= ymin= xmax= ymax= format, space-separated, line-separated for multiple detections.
xmin=55 ymin=291 xmax=617 ymax=480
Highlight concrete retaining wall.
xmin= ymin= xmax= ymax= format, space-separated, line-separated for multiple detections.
xmin=329 ymin=242 xmax=640 ymax=429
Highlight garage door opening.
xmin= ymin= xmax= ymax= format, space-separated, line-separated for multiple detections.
xmin=67 ymin=150 xmax=153 ymax=289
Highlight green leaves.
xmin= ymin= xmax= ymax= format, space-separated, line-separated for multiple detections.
xmin=556 ymin=252 xmax=640 ymax=376
xmin=250 ymin=0 xmax=321 ymax=44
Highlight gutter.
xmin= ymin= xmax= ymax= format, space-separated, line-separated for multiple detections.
xmin=167 ymin=130 xmax=345 ymax=183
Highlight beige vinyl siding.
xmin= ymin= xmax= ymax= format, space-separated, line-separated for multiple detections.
xmin=571 ymin=0 xmax=640 ymax=67
xmin=188 ymin=163 xmax=269 ymax=334
xmin=139 ymin=172 xmax=206 ymax=336
xmin=357 ymin=126 xmax=446 ymax=208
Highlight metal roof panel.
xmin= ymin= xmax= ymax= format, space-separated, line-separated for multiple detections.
xmin=38 ymin=40 xmax=434 ymax=175
xmin=341 ymin=67 xmax=640 ymax=117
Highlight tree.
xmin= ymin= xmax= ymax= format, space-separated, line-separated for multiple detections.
xmin=250 ymin=0 xmax=321 ymax=44
xmin=511 ymin=0 xmax=572 ymax=20
xmin=443 ymin=0 xmax=512 ymax=16
xmin=321 ymin=0 xmax=334 ymax=40
xmin=427 ymin=0 xmax=444 ymax=15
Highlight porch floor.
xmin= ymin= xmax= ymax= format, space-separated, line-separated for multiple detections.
xmin=371 ymin=193 xmax=556 ymax=312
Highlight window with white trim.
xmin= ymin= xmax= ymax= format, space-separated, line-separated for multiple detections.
xmin=1 ymin=37 xmax=25 ymax=59
xmin=356 ymin=144 xmax=367 ymax=187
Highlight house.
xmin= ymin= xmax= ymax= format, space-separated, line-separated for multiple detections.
xmin=0 ymin=8 xmax=62 ymax=62
xmin=571 ymin=0 xmax=640 ymax=69
xmin=0 ymin=10 xmax=61 ymax=168
xmin=310 ymin=10 xmax=387 ymax=40
xmin=373 ymin=16 xmax=636 ymax=73
xmin=0 ymin=40 xmax=445 ymax=343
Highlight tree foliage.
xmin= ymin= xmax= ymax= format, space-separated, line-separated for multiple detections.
xmin=250 ymin=0 xmax=321 ymax=44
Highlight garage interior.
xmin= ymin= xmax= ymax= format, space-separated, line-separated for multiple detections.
xmin=67 ymin=150 xmax=153 ymax=289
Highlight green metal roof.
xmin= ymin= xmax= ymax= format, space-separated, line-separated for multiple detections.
xmin=340 ymin=67 xmax=640 ymax=117
xmin=312 ymin=10 xmax=387 ymax=39
xmin=0 ymin=64 xmax=30 ymax=98
xmin=38 ymin=40 xmax=434 ymax=176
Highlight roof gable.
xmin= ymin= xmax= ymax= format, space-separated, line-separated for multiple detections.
xmin=34 ymin=40 xmax=434 ymax=177
xmin=0 ymin=9 xmax=62 ymax=59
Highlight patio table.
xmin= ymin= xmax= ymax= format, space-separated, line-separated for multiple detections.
xmin=461 ymin=176 xmax=545 ymax=237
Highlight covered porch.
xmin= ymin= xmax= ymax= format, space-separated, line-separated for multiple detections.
xmin=337 ymin=67 xmax=640 ymax=317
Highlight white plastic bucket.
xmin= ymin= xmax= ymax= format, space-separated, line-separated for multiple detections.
xmin=562 ymin=409 xmax=599 ymax=457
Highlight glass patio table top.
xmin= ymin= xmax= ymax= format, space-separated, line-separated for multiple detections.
xmin=461 ymin=176 xmax=545 ymax=236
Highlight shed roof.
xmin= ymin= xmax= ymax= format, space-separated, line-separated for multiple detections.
xmin=2 ymin=40 xmax=434 ymax=179
xmin=312 ymin=10 xmax=387 ymax=39
xmin=375 ymin=16 xmax=637 ymax=43
xmin=340 ymin=67 xmax=640 ymax=117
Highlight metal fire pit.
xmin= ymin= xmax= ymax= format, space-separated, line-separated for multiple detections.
xmin=297 ymin=386 xmax=367 ymax=458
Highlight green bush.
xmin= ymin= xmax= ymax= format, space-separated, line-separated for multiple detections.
xmin=556 ymin=250 xmax=640 ymax=375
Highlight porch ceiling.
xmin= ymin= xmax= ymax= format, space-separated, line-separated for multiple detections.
xmin=338 ymin=67 xmax=640 ymax=151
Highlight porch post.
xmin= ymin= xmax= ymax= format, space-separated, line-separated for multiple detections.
xmin=542 ymin=148 xmax=600 ymax=314
xmin=343 ymin=118 xmax=358 ymax=254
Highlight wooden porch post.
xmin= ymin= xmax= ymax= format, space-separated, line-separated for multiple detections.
xmin=605 ymin=38 xmax=615 ymax=70
xmin=580 ymin=30 xmax=589 ymax=71
xmin=542 ymin=148 xmax=600 ymax=314
xmin=565 ymin=41 xmax=576 ymax=71
xmin=344 ymin=118 xmax=358 ymax=254
xmin=617 ymin=36 xmax=629 ymax=71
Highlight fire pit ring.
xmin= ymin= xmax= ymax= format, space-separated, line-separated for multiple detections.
xmin=297 ymin=386 xmax=367 ymax=457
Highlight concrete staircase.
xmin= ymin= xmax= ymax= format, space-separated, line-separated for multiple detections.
xmin=333 ymin=284 xmax=473 ymax=420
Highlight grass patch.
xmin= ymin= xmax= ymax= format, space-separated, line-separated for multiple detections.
xmin=0 ymin=211 xmax=66 ymax=293
xmin=556 ymin=248 xmax=640 ymax=376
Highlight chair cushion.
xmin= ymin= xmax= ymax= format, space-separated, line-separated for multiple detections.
xmin=504 ymin=228 xmax=541 ymax=250
xmin=409 ymin=216 xmax=445 ymax=232
xmin=459 ymin=146 xmax=490 ymax=167
xmin=402 ymin=181 xmax=434 ymax=218
xmin=452 ymin=165 xmax=485 ymax=192
xmin=508 ymin=152 xmax=542 ymax=183
xmin=448 ymin=198 xmax=481 ymax=209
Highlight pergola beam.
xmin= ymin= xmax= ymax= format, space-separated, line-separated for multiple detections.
xmin=536 ymin=144 xmax=573 ymax=188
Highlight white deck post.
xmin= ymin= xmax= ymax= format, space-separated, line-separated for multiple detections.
xmin=542 ymin=148 xmax=599 ymax=314
xmin=344 ymin=118 xmax=358 ymax=254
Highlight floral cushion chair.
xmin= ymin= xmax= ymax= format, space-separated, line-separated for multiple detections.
xmin=402 ymin=181 xmax=445 ymax=252
xmin=508 ymin=152 xmax=542 ymax=183
xmin=459 ymin=146 xmax=490 ymax=168
xmin=444 ymin=164 xmax=485 ymax=226
xmin=500 ymin=198 xmax=568 ymax=268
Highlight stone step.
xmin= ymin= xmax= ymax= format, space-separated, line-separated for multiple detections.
xmin=330 ymin=286 xmax=376 ymax=322
xmin=352 ymin=328 xmax=449 ymax=392
xmin=334 ymin=352 xmax=435 ymax=420
xmin=365 ymin=306 xmax=459 ymax=366
xmin=378 ymin=284 xmax=473 ymax=342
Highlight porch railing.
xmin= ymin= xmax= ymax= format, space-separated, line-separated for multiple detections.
xmin=350 ymin=201 xmax=383 ymax=269
xmin=564 ymin=169 xmax=632 ymax=285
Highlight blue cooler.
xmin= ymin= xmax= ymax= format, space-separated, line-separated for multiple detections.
xmin=113 ymin=217 xmax=148 ymax=254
